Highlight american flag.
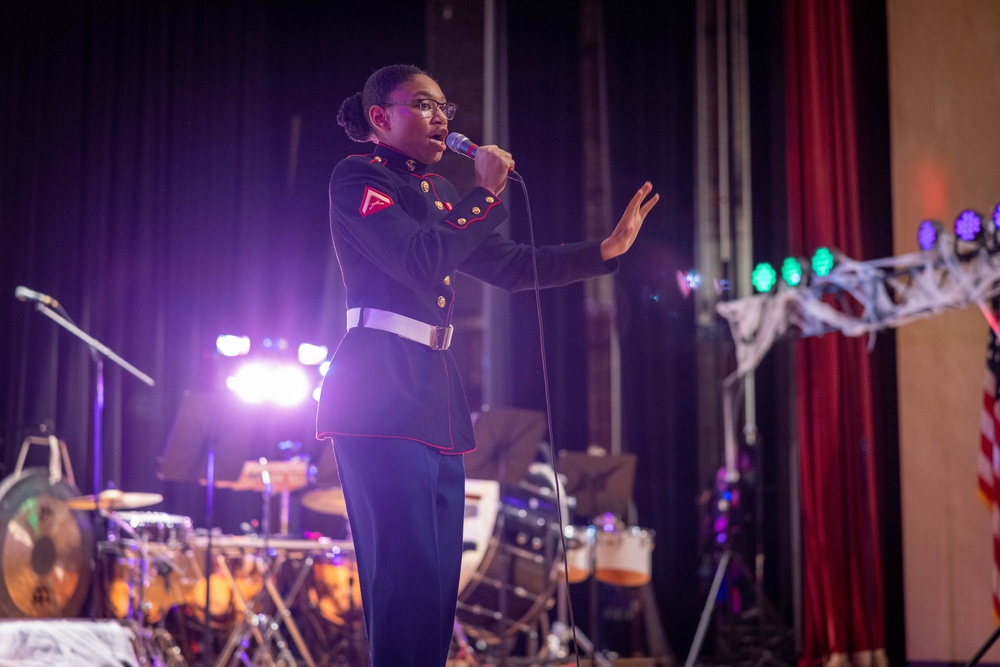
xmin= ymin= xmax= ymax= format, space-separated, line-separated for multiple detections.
xmin=980 ymin=313 xmax=1000 ymax=621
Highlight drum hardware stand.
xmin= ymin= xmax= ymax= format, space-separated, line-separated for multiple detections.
xmin=109 ymin=520 xmax=183 ymax=667
xmin=213 ymin=548 xmax=318 ymax=667
xmin=552 ymin=451 xmax=640 ymax=659
xmin=452 ymin=620 xmax=481 ymax=667
xmin=537 ymin=573 xmax=612 ymax=667
xmin=158 ymin=391 xmax=279 ymax=665
xmin=685 ymin=382 xmax=789 ymax=667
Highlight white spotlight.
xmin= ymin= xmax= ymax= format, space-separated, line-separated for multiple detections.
xmin=298 ymin=343 xmax=330 ymax=366
xmin=217 ymin=335 xmax=251 ymax=357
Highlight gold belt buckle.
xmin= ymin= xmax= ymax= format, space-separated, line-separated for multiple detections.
xmin=429 ymin=325 xmax=454 ymax=351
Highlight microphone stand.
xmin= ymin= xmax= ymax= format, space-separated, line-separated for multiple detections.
xmin=28 ymin=301 xmax=155 ymax=494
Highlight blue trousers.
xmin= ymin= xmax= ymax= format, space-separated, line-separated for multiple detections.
xmin=332 ymin=437 xmax=465 ymax=667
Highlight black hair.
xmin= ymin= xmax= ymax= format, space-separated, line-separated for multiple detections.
xmin=336 ymin=64 xmax=429 ymax=143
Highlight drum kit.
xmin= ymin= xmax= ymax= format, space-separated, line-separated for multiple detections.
xmin=0 ymin=412 xmax=659 ymax=666
xmin=0 ymin=436 xmax=366 ymax=666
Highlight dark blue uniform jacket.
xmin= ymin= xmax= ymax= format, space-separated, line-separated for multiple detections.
xmin=316 ymin=144 xmax=616 ymax=453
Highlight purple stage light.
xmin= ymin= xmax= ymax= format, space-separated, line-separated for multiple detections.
xmin=917 ymin=220 xmax=941 ymax=251
xmin=954 ymin=209 xmax=983 ymax=243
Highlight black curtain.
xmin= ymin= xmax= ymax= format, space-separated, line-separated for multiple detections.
xmin=603 ymin=0 xmax=701 ymax=651
xmin=0 ymin=2 xmax=424 ymax=521
xmin=501 ymin=0 xmax=700 ymax=651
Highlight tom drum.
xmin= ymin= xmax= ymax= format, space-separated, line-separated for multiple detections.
xmin=594 ymin=526 xmax=655 ymax=587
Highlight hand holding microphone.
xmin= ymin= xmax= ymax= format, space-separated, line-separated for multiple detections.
xmin=446 ymin=132 xmax=521 ymax=195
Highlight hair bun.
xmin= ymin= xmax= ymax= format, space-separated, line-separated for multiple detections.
xmin=337 ymin=91 xmax=372 ymax=143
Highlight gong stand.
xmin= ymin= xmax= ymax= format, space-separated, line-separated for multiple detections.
xmin=0 ymin=436 xmax=95 ymax=619
xmin=24 ymin=299 xmax=155 ymax=495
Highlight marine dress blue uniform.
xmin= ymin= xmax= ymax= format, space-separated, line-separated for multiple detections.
xmin=316 ymin=143 xmax=615 ymax=666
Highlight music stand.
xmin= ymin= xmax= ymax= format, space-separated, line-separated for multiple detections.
xmin=159 ymin=390 xmax=277 ymax=661
xmin=466 ymin=407 xmax=547 ymax=486
xmin=556 ymin=451 xmax=637 ymax=519
xmin=228 ymin=459 xmax=309 ymax=536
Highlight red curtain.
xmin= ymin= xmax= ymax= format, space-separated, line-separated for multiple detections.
xmin=784 ymin=1 xmax=887 ymax=664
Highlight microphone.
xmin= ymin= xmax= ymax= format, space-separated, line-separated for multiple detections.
xmin=445 ymin=132 xmax=522 ymax=181
xmin=15 ymin=286 xmax=60 ymax=309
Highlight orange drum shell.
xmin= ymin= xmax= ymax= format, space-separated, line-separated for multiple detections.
xmin=562 ymin=525 xmax=593 ymax=584
xmin=109 ymin=545 xmax=199 ymax=623
xmin=594 ymin=526 xmax=655 ymax=588
xmin=309 ymin=560 xmax=361 ymax=626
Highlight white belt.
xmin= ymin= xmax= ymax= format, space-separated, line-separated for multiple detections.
xmin=346 ymin=307 xmax=454 ymax=351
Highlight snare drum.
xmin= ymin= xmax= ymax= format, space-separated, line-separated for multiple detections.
xmin=594 ymin=526 xmax=655 ymax=587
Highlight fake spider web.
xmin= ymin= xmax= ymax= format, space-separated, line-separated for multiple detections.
xmin=715 ymin=233 xmax=1000 ymax=382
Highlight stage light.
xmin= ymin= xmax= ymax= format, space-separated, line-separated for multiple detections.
xmin=216 ymin=335 xmax=251 ymax=357
xmin=954 ymin=209 xmax=983 ymax=243
xmin=270 ymin=365 xmax=312 ymax=406
xmin=262 ymin=337 xmax=289 ymax=351
xmin=781 ymin=257 xmax=806 ymax=287
xmin=917 ymin=220 xmax=942 ymax=251
xmin=676 ymin=269 xmax=701 ymax=298
xmin=226 ymin=361 xmax=311 ymax=406
xmin=991 ymin=202 xmax=1000 ymax=249
xmin=227 ymin=362 xmax=270 ymax=403
xmin=811 ymin=247 xmax=836 ymax=277
xmin=297 ymin=343 xmax=329 ymax=366
xmin=751 ymin=262 xmax=777 ymax=293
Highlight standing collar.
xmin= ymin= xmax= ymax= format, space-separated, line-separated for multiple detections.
xmin=372 ymin=143 xmax=428 ymax=175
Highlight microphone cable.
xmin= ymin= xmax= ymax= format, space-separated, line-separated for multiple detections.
xmin=507 ymin=173 xmax=587 ymax=667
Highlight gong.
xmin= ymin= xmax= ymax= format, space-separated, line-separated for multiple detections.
xmin=0 ymin=468 xmax=94 ymax=617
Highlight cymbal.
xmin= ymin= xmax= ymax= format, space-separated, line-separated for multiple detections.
xmin=301 ymin=487 xmax=347 ymax=516
xmin=66 ymin=489 xmax=163 ymax=511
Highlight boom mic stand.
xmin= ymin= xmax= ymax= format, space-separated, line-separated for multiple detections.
xmin=16 ymin=288 xmax=156 ymax=495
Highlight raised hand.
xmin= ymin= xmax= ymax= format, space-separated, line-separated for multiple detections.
xmin=600 ymin=181 xmax=659 ymax=261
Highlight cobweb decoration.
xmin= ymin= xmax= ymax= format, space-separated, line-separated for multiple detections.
xmin=716 ymin=232 xmax=1000 ymax=383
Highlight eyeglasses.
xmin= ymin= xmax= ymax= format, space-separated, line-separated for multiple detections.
xmin=381 ymin=98 xmax=457 ymax=120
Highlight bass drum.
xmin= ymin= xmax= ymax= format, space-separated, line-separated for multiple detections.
xmin=0 ymin=467 xmax=94 ymax=617
xmin=456 ymin=463 xmax=564 ymax=643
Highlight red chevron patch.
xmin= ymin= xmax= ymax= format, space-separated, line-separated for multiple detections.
xmin=359 ymin=186 xmax=393 ymax=217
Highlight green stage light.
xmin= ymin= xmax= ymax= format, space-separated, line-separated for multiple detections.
xmin=751 ymin=262 xmax=777 ymax=293
xmin=781 ymin=257 xmax=805 ymax=287
xmin=812 ymin=247 xmax=835 ymax=277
